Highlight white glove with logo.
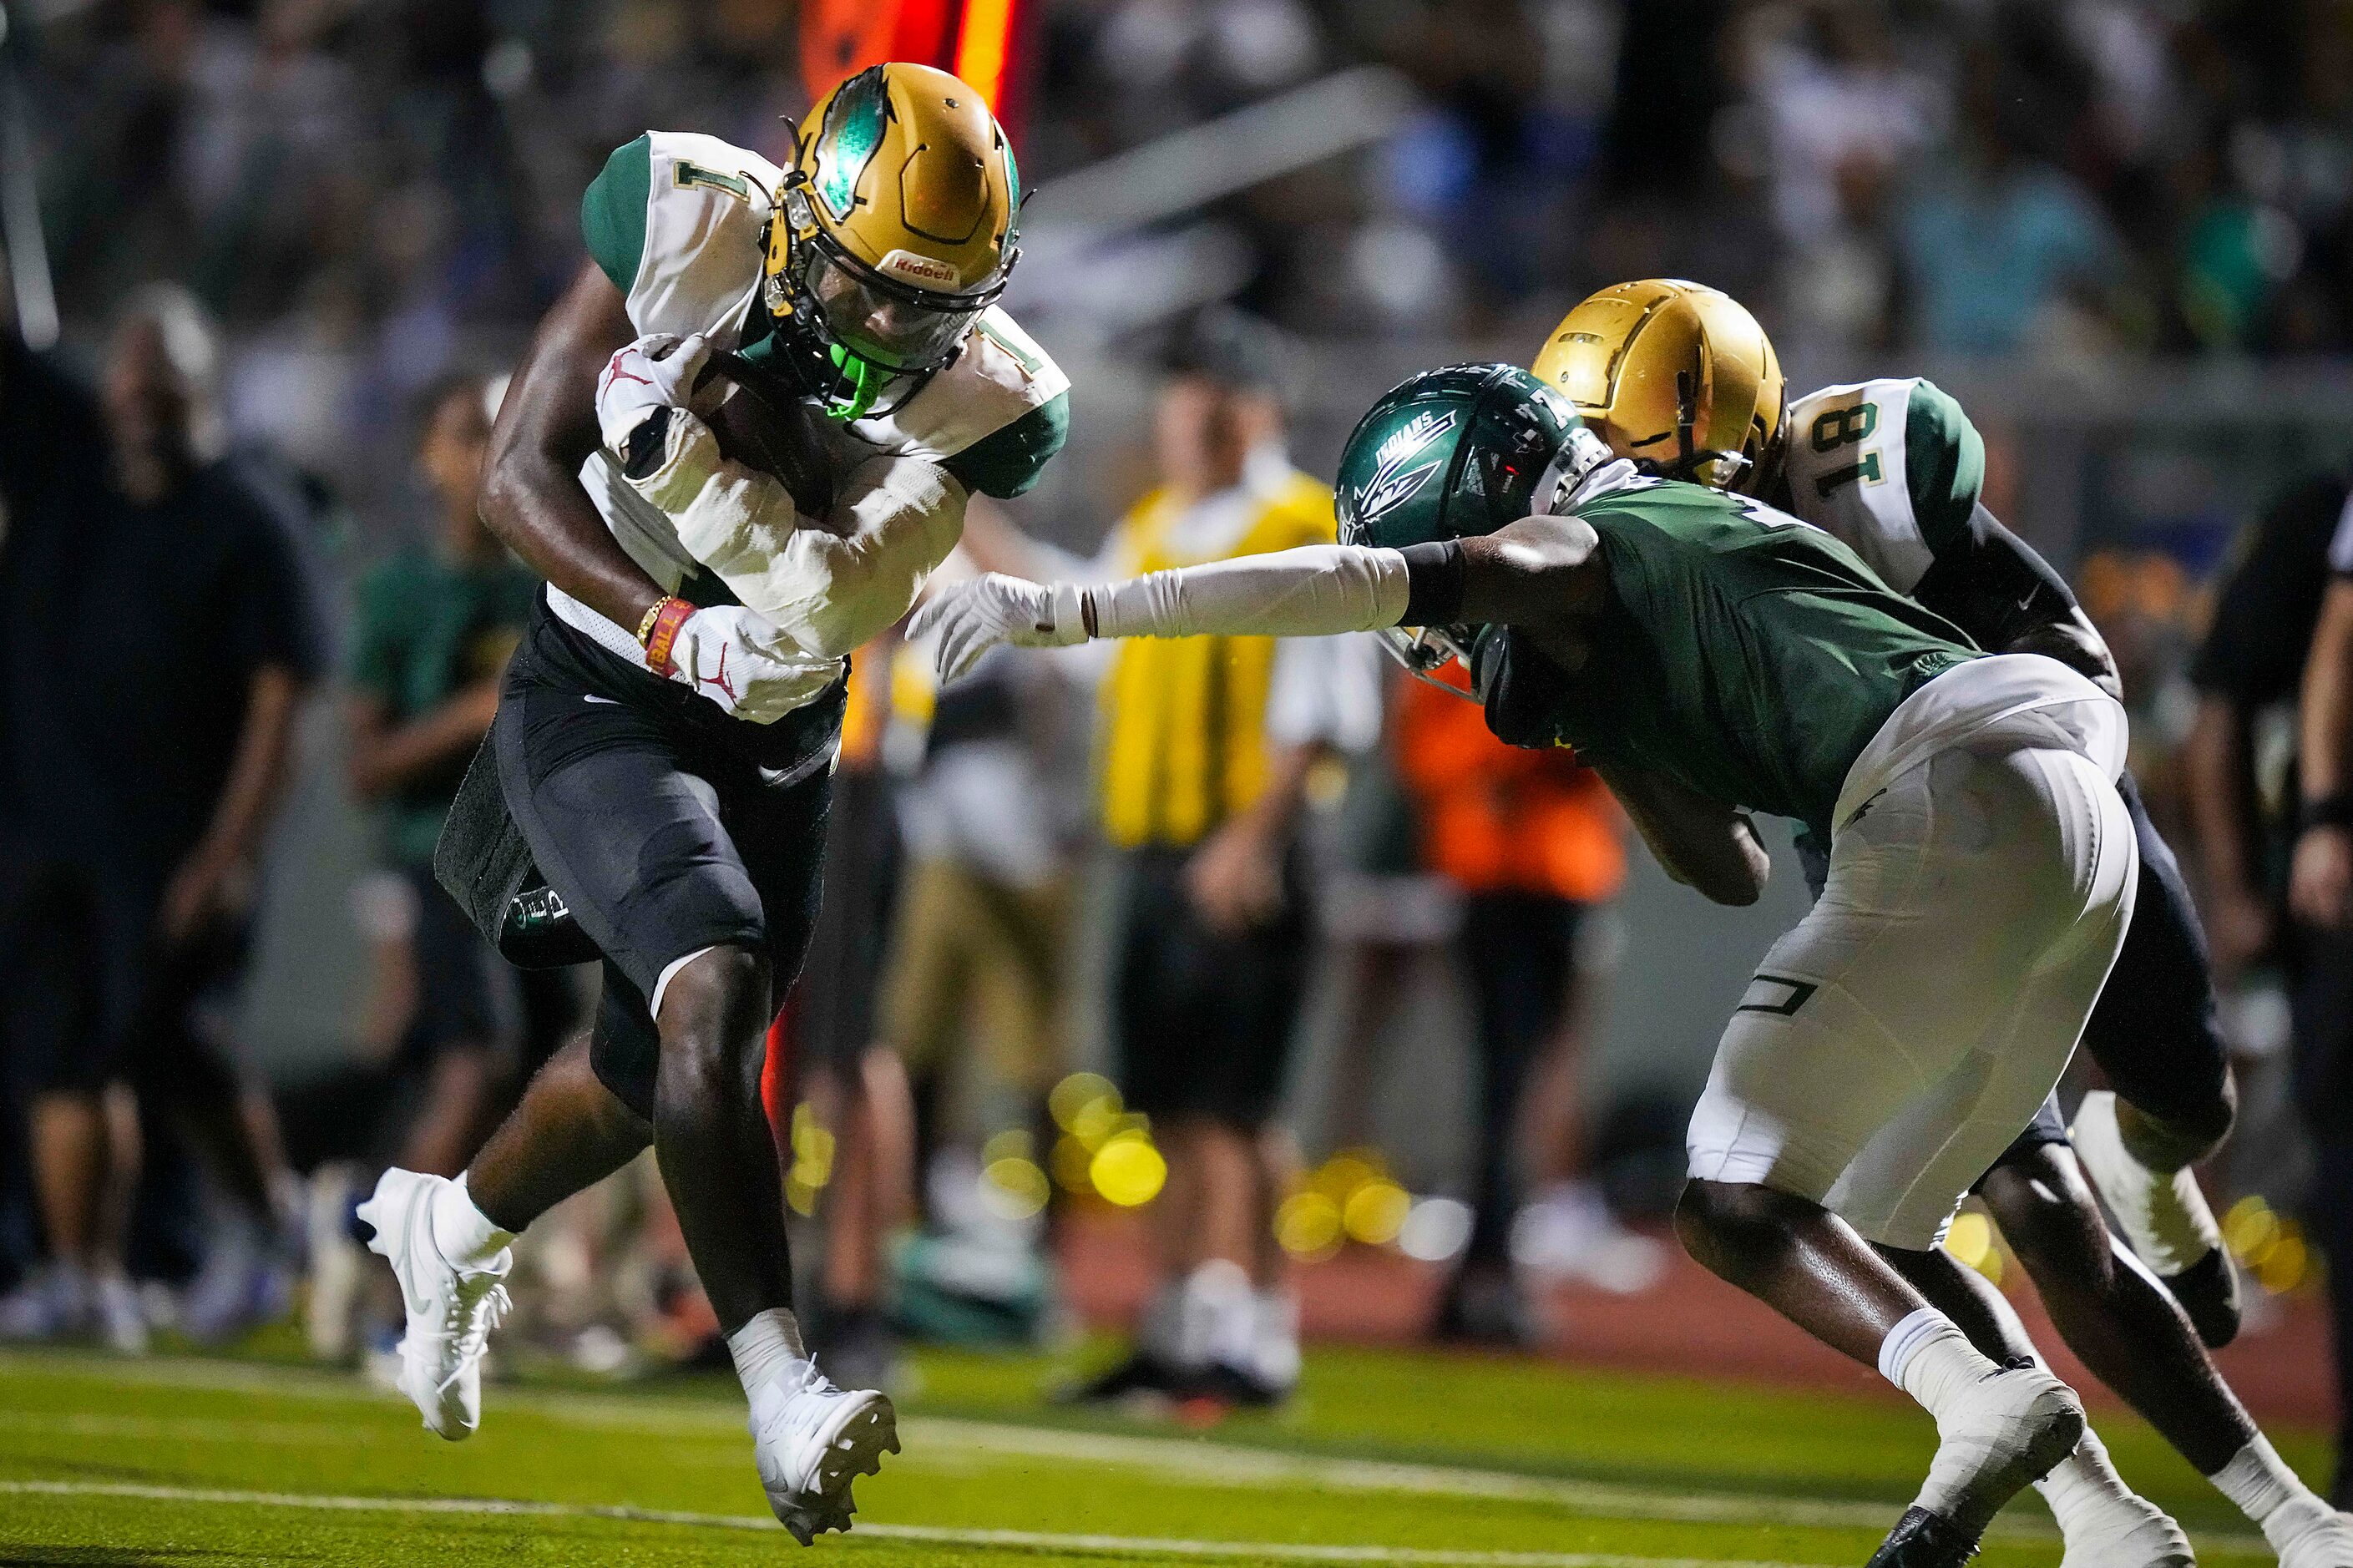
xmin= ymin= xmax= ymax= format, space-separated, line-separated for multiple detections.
xmin=595 ymin=332 xmax=717 ymax=459
xmin=908 ymin=574 xmax=1087 ymax=682
xmin=662 ymin=604 xmax=834 ymax=724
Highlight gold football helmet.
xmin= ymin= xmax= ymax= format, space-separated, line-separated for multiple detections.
xmin=1531 ymin=279 xmax=1785 ymax=495
xmin=766 ymin=62 xmax=1020 ymax=419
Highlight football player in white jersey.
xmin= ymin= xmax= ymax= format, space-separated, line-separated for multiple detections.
xmin=352 ymin=63 xmax=1067 ymax=1542
xmin=1530 ymin=281 xmax=2350 ymax=1568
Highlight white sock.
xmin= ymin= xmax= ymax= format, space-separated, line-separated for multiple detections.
xmin=726 ymin=1307 xmax=811 ymax=1400
xmin=1252 ymin=1287 xmax=1301 ymax=1391
xmin=2036 ymin=1428 xmax=2140 ymax=1533
xmin=429 ymin=1173 xmax=515 ymax=1272
xmin=1880 ymin=1307 xmax=2022 ymax=1525
xmin=2210 ymin=1434 xmax=2327 ymax=1545
xmin=1878 ymin=1308 xmax=1994 ymax=1413
xmin=1176 ymin=1259 xmax=1256 ymax=1373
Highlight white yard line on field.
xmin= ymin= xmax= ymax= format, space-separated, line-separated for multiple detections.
xmin=0 ymin=1476 xmax=1833 ymax=1568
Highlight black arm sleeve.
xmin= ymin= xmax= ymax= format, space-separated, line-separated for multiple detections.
xmin=1399 ymin=539 xmax=1467 ymax=627
xmin=1906 ymin=503 xmax=2080 ymax=652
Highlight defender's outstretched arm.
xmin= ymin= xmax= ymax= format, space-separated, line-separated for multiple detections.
xmin=910 ymin=513 xmax=1760 ymax=899
xmin=908 ymin=513 xmax=1606 ymax=676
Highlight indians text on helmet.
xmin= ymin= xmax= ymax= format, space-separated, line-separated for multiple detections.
xmin=1354 ymin=410 xmax=1458 ymax=521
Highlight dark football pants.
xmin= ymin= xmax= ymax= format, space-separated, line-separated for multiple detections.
xmin=494 ymin=605 xmax=841 ymax=1121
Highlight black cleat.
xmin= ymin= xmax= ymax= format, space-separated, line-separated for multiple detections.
xmin=1865 ymin=1506 xmax=1981 ymax=1568
xmin=2163 ymin=1247 xmax=2242 ymax=1349
xmin=1055 ymin=1350 xmax=1182 ymax=1406
xmin=1179 ymin=1360 xmax=1288 ymax=1411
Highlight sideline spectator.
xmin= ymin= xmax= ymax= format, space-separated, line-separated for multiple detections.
xmin=345 ymin=372 xmax=552 ymax=1179
xmin=1067 ymin=311 xmax=1381 ymax=1409
xmin=1392 ymin=673 xmax=1655 ymax=1344
xmin=2284 ymin=483 xmax=2353 ymax=1510
xmin=0 ymin=287 xmax=326 ymax=1349
xmin=1895 ymin=48 xmax=2123 ymax=354
xmin=802 ymin=641 xmax=917 ymax=1387
xmin=2182 ymin=468 xmax=2353 ymax=1505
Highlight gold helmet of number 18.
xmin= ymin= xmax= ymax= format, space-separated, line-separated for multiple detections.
xmin=1530 ymin=279 xmax=1787 ymax=496
xmin=765 ymin=62 xmax=1021 ymax=421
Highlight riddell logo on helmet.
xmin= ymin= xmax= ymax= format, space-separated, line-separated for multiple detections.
xmin=878 ymin=250 xmax=961 ymax=287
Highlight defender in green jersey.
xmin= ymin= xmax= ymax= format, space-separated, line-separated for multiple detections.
xmin=1540 ymin=280 xmax=2353 ymax=1568
xmin=913 ymin=364 xmax=2140 ymax=1568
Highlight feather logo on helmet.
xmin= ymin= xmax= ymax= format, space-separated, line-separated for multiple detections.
xmin=1350 ymin=410 xmax=1457 ymax=523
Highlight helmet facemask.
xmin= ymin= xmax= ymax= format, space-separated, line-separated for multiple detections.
xmin=762 ymin=182 xmax=1011 ymax=421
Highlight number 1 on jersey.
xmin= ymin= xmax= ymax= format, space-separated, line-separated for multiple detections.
xmin=1815 ymin=451 xmax=1883 ymax=498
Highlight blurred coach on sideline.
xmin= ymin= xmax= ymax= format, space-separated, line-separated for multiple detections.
xmin=0 ymin=288 xmax=325 ymax=1348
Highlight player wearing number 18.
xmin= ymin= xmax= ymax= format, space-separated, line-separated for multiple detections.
xmin=1532 ymin=279 xmax=2353 ymax=1568
xmin=912 ymin=362 xmax=2138 ymax=1568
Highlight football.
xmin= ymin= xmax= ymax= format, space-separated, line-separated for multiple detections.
xmin=699 ymin=350 xmax=838 ymax=518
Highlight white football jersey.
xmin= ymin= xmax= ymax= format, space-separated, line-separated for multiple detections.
xmin=1778 ymin=377 xmax=1984 ymax=596
xmin=554 ymin=129 xmax=1070 ymax=670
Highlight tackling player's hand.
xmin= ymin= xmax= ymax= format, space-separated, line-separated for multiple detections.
xmin=660 ymin=604 xmax=820 ymax=724
xmin=2290 ymin=823 xmax=2353 ymax=932
xmin=595 ymin=332 xmax=717 ymax=459
xmin=907 ymin=574 xmax=1087 ymax=681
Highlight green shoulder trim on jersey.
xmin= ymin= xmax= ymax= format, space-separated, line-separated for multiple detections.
xmin=940 ymin=391 xmax=1069 ymax=498
xmin=1905 ymin=379 xmax=1985 ymax=554
xmin=582 ymin=134 xmax=653 ymax=294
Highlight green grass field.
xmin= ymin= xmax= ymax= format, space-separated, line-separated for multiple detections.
xmin=0 ymin=1343 xmax=2328 ymax=1566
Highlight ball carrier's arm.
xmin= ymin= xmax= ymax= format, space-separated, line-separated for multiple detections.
xmin=480 ymin=261 xmax=665 ymax=634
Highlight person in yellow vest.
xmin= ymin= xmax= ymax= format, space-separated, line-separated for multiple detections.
xmin=1071 ymin=312 xmax=1384 ymax=1408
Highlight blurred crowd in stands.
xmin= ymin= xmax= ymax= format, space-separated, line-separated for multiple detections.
xmin=21 ymin=0 xmax=2353 ymax=512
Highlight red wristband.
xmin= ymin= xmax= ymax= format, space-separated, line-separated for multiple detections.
xmin=640 ymin=596 xmax=694 ymax=677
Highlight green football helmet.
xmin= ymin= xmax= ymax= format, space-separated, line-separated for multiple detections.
xmin=1334 ymin=363 xmax=1608 ymax=680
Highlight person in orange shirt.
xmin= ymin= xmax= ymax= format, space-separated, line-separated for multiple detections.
xmin=1394 ymin=672 xmax=1660 ymax=1343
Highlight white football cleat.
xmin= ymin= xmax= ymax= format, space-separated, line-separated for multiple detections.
xmin=1922 ymin=1361 xmax=2087 ymax=1538
xmin=747 ymin=1361 xmax=899 ymax=1545
xmin=357 ymin=1168 xmax=509 ymax=1441
xmin=2057 ymin=1492 xmax=2194 ymax=1568
xmin=2272 ymin=1502 xmax=2353 ymax=1568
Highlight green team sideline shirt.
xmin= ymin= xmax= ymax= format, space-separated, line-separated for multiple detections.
xmin=349 ymin=547 xmax=540 ymax=867
xmin=1479 ymin=476 xmax=1982 ymax=840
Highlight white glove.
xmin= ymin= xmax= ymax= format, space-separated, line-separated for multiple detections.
xmin=663 ymin=604 xmax=834 ymax=723
xmin=596 ymin=332 xmax=716 ymax=458
xmin=908 ymin=574 xmax=1088 ymax=682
